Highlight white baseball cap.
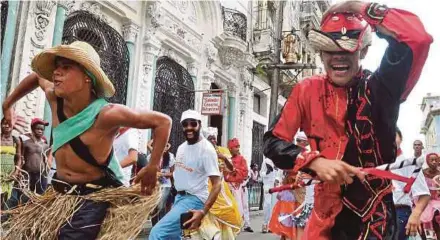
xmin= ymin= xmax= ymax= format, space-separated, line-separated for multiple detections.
xmin=180 ymin=109 xmax=202 ymax=122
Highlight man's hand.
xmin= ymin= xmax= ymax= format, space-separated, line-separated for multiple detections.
xmin=307 ymin=157 xmax=365 ymax=185
xmin=183 ymin=210 xmax=205 ymax=230
xmin=406 ymin=212 xmax=422 ymax=236
xmin=133 ymin=164 xmax=159 ymax=195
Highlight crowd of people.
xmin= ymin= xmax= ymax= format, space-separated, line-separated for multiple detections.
xmin=0 ymin=0 xmax=437 ymax=239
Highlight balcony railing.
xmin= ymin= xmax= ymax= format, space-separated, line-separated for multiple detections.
xmin=222 ymin=7 xmax=247 ymax=42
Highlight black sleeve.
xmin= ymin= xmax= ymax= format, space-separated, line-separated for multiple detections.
xmin=263 ymin=113 xmax=303 ymax=170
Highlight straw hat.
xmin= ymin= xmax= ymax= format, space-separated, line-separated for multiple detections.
xmin=308 ymin=12 xmax=372 ymax=53
xmin=31 ymin=41 xmax=115 ymax=98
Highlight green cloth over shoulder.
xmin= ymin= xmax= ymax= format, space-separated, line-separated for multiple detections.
xmin=52 ymin=98 xmax=125 ymax=182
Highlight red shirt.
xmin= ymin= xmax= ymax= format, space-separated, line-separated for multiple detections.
xmin=224 ymin=155 xmax=249 ymax=184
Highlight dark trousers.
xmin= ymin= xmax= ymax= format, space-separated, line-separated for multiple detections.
xmin=58 ymin=199 xmax=109 ymax=239
xmin=396 ymin=205 xmax=412 ymax=240
xmin=332 ymin=196 xmax=398 ymax=240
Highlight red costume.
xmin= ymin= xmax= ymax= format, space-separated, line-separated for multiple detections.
xmin=263 ymin=2 xmax=432 ymax=239
xmin=224 ymin=138 xmax=249 ymax=187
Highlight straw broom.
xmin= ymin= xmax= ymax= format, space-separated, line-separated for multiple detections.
xmin=2 ymin=184 xmax=161 ymax=240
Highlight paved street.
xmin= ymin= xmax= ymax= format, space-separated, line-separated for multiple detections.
xmin=237 ymin=212 xmax=279 ymax=240
xmin=137 ymin=211 xmax=280 ymax=239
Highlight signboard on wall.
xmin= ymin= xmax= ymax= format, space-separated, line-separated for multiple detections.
xmin=201 ymin=92 xmax=223 ymax=115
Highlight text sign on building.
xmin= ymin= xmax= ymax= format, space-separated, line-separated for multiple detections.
xmin=201 ymin=92 xmax=223 ymax=115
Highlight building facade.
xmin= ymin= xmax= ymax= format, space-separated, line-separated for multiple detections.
xmin=1 ymin=0 xmax=328 ymax=167
xmin=420 ymin=93 xmax=440 ymax=153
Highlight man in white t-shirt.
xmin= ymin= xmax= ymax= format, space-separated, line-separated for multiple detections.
xmin=392 ymin=129 xmax=430 ymax=239
xmin=113 ymin=127 xmax=138 ymax=186
xmin=149 ymin=110 xmax=222 ymax=240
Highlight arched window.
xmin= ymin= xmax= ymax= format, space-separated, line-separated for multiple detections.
xmin=62 ymin=10 xmax=129 ymax=104
xmin=153 ymin=56 xmax=195 ymax=154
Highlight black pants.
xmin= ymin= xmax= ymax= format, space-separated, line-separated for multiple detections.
xmin=332 ymin=195 xmax=398 ymax=240
xmin=58 ymin=199 xmax=109 ymax=240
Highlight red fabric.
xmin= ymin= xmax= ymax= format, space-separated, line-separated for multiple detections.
xmin=31 ymin=118 xmax=49 ymax=127
xmin=116 ymin=127 xmax=130 ymax=139
xmin=293 ymin=151 xmax=321 ymax=173
xmin=227 ymin=138 xmax=240 ymax=149
xmin=321 ymin=13 xmax=368 ymax=33
xmin=396 ymin=148 xmax=402 ymax=157
xmin=268 ymin=201 xmax=298 ymax=239
xmin=224 ymin=155 xmax=248 ymax=184
xmin=361 ymin=6 xmax=433 ymax=101
xmin=272 ymin=7 xmax=431 ymax=240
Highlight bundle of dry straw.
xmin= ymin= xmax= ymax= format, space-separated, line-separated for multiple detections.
xmin=2 ymin=184 xmax=161 ymax=240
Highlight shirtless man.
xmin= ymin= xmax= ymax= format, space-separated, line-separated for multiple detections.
xmin=21 ymin=118 xmax=51 ymax=196
xmin=2 ymin=41 xmax=171 ymax=238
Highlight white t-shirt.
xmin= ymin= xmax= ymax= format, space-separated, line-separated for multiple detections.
xmin=392 ymin=154 xmax=430 ymax=206
xmin=113 ymin=128 xmax=138 ymax=186
xmin=173 ymin=137 xmax=220 ymax=203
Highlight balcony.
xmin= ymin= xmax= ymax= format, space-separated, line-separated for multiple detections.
xmin=222 ymin=7 xmax=247 ymax=42
xmin=214 ymin=7 xmax=249 ymax=68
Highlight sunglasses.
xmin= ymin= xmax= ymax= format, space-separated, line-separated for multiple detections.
xmin=182 ymin=120 xmax=198 ymax=128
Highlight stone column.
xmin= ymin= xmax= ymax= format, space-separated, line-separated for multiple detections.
xmin=14 ymin=1 xmax=56 ymax=131
xmin=122 ymin=18 xmax=140 ymax=108
xmin=138 ymin=37 xmax=161 ymax=150
xmin=1 ymin=0 xmax=19 ymax=113
xmin=227 ymin=83 xmax=237 ymax=140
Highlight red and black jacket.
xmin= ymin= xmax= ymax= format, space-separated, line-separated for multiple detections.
xmin=263 ymin=2 xmax=432 ymax=239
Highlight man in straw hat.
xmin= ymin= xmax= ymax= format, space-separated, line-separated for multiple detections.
xmin=264 ymin=1 xmax=432 ymax=239
xmin=1 ymin=41 xmax=171 ymax=239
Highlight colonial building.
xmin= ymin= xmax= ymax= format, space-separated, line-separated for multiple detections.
xmin=420 ymin=93 xmax=440 ymax=153
xmin=1 ymin=0 xmax=328 ymax=167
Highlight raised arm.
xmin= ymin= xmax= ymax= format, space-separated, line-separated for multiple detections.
xmin=2 ymin=73 xmax=54 ymax=123
xmin=101 ymin=104 xmax=171 ymax=194
xmin=362 ymin=2 xmax=432 ymax=101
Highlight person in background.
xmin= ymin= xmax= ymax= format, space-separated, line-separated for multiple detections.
xmin=147 ymin=141 xmax=175 ymax=226
xmin=249 ymin=163 xmax=260 ymax=184
xmin=113 ymin=127 xmax=139 ymax=186
xmin=21 ymin=118 xmax=52 ymax=197
xmin=268 ymin=171 xmax=298 ymax=240
xmin=260 ymin=157 xmax=280 ymax=233
xmin=392 ymin=128 xmax=430 ymax=240
xmin=0 ymin=118 xmax=22 ymax=209
xmin=421 ymin=153 xmax=440 ymax=239
xmin=291 ymin=132 xmax=314 ymax=240
xmin=148 ymin=110 xmax=222 ymax=239
xmin=227 ymin=139 xmax=253 ymax=233
xmin=197 ymin=128 xmax=242 ymax=239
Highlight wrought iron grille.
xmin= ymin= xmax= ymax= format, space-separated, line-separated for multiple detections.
xmin=222 ymin=7 xmax=247 ymax=42
xmin=248 ymin=182 xmax=263 ymax=210
xmin=153 ymin=57 xmax=195 ymax=155
xmin=252 ymin=121 xmax=266 ymax=169
xmin=62 ymin=10 xmax=129 ymax=104
xmin=1 ymin=0 xmax=8 ymax=51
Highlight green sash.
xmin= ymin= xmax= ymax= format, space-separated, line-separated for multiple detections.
xmin=52 ymin=98 xmax=125 ymax=183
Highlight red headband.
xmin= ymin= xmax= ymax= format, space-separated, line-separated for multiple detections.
xmin=228 ymin=138 xmax=240 ymax=149
xmin=426 ymin=153 xmax=439 ymax=161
